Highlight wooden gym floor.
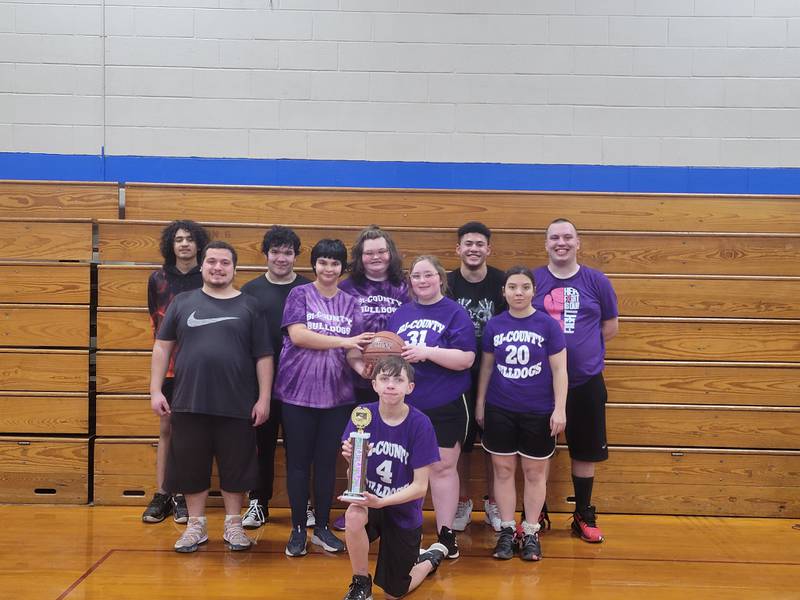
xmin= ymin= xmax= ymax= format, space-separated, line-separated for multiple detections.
xmin=3 ymin=505 xmax=798 ymax=600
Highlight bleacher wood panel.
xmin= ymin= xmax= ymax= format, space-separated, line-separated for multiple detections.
xmin=0 ymin=394 xmax=88 ymax=434
xmin=0 ymin=263 xmax=90 ymax=304
xmin=0 ymin=304 xmax=89 ymax=348
xmin=96 ymin=309 xmax=150 ymax=351
xmin=124 ymin=184 xmax=800 ymax=234
xmin=0 ymin=180 xmax=118 ymax=219
xmin=96 ymin=351 xmax=150 ymax=393
xmin=96 ymin=395 xmax=155 ymax=436
xmin=0 ymin=219 xmax=93 ymax=261
xmin=0 ymin=436 xmax=89 ymax=503
xmin=0 ymin=349 xmax=87 ymax=392
xmin=97 ymin=220 xmax=800 ymax=275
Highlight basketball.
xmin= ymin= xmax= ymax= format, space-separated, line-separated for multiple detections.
xmin=363 ymin=331 xmax=405 ymax=366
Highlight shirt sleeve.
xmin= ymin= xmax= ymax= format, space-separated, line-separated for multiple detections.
xmin=155 ymin=297 xmax=179 ymax=342
xmin=481 ymin=318 xmax=497 ymax=353
xmin=281 ymin=285 xmax=307 ymax=329
xmin=251 ymin=308 xmax=274 ymax=358
xmin=547 ymin=314 xmax=567 ymax=356
xmin=445 ymin=303 xmax=478 ymax=352
xmin=409 ymin=413 xmax=441 ymax=469
xmin=597 ymin=272 xmax=619 ymax=321
xmin=349 ymin=298 xmax=365 ymax=336
xmin=147 ymin=272 xmax=159 ymax=336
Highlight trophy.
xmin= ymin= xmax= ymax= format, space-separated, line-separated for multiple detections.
xmin=342 ymin=406 xmax=373 ymax=499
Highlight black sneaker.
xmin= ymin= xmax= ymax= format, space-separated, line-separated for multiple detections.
xmin=343 ymin=574 xmax=373 ymax=600
xmin=142 ymin=492 xmax=172 ymax=523
xmin=416 ymin=542 xmax=448 ymax=575
xmin=492 ymin=526 xmax=515 ymax=560
xmin=312 ymin=525 xmax=346 ymax=553
xmin=520 ymin=532 xmax=542 ymax=561
xmin=285 ymin=525 xmax=308 ymax=557
xmin=437 ymin=526 xmax=459 ymax=559
xmin=173 ymin=494 xmax=188 ymax=524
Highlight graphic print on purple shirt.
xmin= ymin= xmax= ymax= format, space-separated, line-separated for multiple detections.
xmin=343 ymin=402 xmax=440 ymax=530
xmin=387 ymin=297 xmax=475 ymax=411
xmin=482 ymin=310 xmax=566 ymax=414
xmin=532 ymin=266 xmax=618 ymax=388
xmin=274 ymin=283 xmax=365 ymax=409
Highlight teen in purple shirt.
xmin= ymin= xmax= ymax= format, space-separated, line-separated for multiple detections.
xmin=476 ymin=266 xmax=567 ymax=561
xmin=274 ymin=239 xmax=373 ymax=557
xmin=532 ymin=218 xmax=619 ymax=544
xmin=386 ymin=255 xmax=475 ymax=560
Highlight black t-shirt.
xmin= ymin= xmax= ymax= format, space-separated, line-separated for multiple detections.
xmin=157 ymin=289 xmax=273 ymax=419
xmin=447 ymin=266 xmax=507 ymax=359
xmin=240 ymin=272 xmax=311 ymax=370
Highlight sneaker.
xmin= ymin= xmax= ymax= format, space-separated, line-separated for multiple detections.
xmin=520 ymin=532 xmax=542 ymax=561
xmin=306 ymin=502 xmax=316 ymax=528
xmin=242 ymin=499 xmax=267 ymax=529
xmin=223 ymin=516 xmax=252 ymax=551
xmin=452 ymin=497 xmax=473 ymax=531
xmin=572 ymin=505 xmax=604 ymax=543
xmin=332 ymin=513 xmax=347 ymax=531
xmin=174 ymin=516 xmax=208 ymax=553
xmin=343 ymin=574 xmax=373 ymax=600
xmin=312 ymin=525 xmax=346 ymax=553
xmin=285 ymin=525 xmax=308 ymax=557
xmin=173 ymin=494 xmax=188 ymax=524
xmin=416 ymin=542 xmax=448 ymax=575
xmin=437 ymin=525 xmax=459 ymax=559
xmin=492 ymin=526 xmax=515 ymax=560
xmin=538 ymin=503 xmax=551 ymax=533
xmin=483 ymin=496 xmax=501 ymax=532
xmin=142 ymin=492 xmax=172 ymax=523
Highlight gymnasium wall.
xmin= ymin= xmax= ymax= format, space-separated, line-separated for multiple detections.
xmin=3 ymin=2 xmax=800 ymax=191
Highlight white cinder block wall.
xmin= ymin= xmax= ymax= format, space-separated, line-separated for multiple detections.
xmin=2 ymin=0 xmax=800 ymax=167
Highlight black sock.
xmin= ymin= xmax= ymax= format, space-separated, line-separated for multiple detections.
xmin=572 ymin=475 xmax=594 ymax=513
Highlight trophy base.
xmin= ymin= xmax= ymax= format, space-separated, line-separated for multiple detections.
xmin=341 ymin=491 xmax=367 ymax=500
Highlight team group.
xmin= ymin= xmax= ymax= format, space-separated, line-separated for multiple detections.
xmin=142 ymin=217 xmax=618 ymax=600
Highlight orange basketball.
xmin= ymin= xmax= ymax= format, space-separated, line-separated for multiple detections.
xmin=363 ymin=331 xmax=405 ymax=366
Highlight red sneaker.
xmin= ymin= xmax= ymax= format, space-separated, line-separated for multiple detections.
xmin=572 ymin=506 xmax=604 ymax=543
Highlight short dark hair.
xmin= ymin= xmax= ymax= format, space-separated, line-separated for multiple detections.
xmin=159 ymin=220 xmax=210 ymax=266
xmin=457 ymin=221 xmax=491 ymax=241
xmin=261 ymin=225 xmax=301 ymax=256
xmin=201 ymin=240 xmax=238 ymax=267
xmin=546 ymin=218 xmax=578 ymax=237
xmin=372 ymin=355 xmax=415 ymax=383
xmin=310 ymin=239 xmax=348 ymax=272
xmin=503 ymin=265 xmax=536 ymax=288
xmin=350 ymin=225 xmax=404 ymax=284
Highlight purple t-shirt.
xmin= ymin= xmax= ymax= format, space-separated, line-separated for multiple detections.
xmin=387 ymin=297 xmax=475 ymax=411
xmin=482 ymin=310 xmax=566 ymax=414
xmin=343 ymin=402 xmax=440 ymax=530
xmin=274 ymin=283 xmax=365 ymax=408
xmin=532 ymin=266 xmax=618 ymax=388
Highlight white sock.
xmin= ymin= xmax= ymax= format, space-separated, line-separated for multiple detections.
xmin=499 ymin=520 xmax=516 ymax=530
xmin=521 ymin=520 xmax=541 ymax=535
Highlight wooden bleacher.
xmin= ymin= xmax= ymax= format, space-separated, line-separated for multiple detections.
xmin=3 ymin=179 xmax=799 ymax=517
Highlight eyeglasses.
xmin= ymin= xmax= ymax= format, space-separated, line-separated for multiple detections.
xmin=363 ymin=249 xmax=390 ymax=258
xmin=410 ymin=272 xmax=439 ymax=281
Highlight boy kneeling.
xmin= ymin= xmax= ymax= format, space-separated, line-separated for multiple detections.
xmin=340 ymin=356 xmax=448 ymax=600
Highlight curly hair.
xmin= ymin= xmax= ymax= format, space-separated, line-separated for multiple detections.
xmin=349 ymin=225 xmax=404 ymax=284
xmin=159 ymin=220 xmax=210 ymax=266
xmin=261 ymin=225 xmax=301 ymax=256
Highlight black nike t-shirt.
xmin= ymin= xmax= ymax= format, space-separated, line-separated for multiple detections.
xmin=157 ymin=289 xmax=273 ymax=419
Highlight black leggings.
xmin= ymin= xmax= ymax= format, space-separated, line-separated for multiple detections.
xmin=251 ymin=399 xmax=282 ymax=503
xmin=282 ymin=402 xmax=352 ymax=529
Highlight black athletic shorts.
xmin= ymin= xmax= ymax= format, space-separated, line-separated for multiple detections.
xmin=565 ymin=373 xmax=608 ymax=462
xmin=421 ymin=395 xmax=469 ymax=449
xmin=165 ymin=412 xmax=258 ymax=494
xmin=461 ymin=370 xmax=482 ymax=454
xmin=481 ymin=404 xmax=556 ymax=459
xmin=366 ymin=507 xmax=422 ymax=598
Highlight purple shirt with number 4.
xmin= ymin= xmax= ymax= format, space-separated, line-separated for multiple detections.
xmin=482 ymin=310 xmax=566 ymax=414
xmin=275 ymin=283 xmax=365 ymax=408
xmin=343 ymin=402 xmax=440 ymax=530
xmin=387 ymin=297 xmax=475 ymax=411
xmin=532 ymin=266 xmax=618 ymax=388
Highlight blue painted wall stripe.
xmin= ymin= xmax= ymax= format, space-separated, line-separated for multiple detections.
xmin=1 ymin=151 xmax=799 ymax=195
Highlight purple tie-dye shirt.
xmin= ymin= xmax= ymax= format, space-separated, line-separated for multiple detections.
xmin=275 ymin=283 xmax=365 ymax=408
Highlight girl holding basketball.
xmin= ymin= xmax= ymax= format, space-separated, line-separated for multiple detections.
xmin=387 ymin=255 xmax=476 ymax=559
xmin=274 ymin=239 xmax=374 ymax=557
xmin=475 ymin=266 xmax=567 ymax=561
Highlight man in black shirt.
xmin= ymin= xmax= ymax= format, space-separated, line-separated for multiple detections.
xmin=151 ymin=241 xmax=274 ymax=554
xmin=240 ymin=226 xmax=311 ymax=529
xmin=446 ymin=221 xmax=507 ymax=532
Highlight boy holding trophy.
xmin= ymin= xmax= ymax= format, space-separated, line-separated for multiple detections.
xmin=339 ymin=356 xmax=448 ymax=600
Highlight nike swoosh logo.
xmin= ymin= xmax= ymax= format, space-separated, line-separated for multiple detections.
xmin=186 ymin=311 xmax=240 ymax=328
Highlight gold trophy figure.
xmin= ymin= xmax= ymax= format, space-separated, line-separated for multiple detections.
xmin=342 ymin=406 xmax=373 ymax=499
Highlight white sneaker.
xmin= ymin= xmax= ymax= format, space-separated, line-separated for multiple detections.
xmin=484 ymin=497 xmax=502 ymax=532
xmin=242 ymin=499 xmax=266 ymax=529
xmin=452 ymin=498 xmax=473 ymax=531
xmin=306 ymin=502 xmax=316 ymax=528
